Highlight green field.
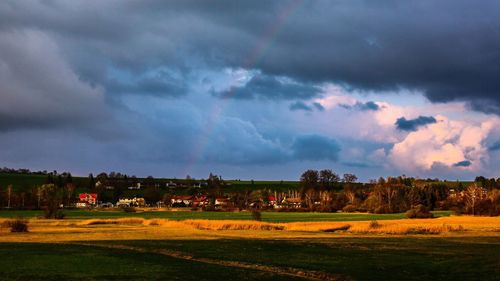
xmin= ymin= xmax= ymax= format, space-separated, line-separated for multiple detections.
xmin=0 ymin=243 xmax=301 ymax=281
xmin=0 ymin=173 xmax=47 ymax=190
xmin=0 ymin=237 xmax=498 ymax=281
xmin=0 ymin=209 xmax=452 ymax=222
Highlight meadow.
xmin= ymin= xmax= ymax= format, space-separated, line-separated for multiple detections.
xmin=0 ymin=209 xmax=452 ymax=222
xmin=0 ymin=210 xmax=499 ymax=280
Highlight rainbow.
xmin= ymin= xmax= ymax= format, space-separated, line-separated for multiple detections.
xmin=183 ymin=0 xmax=303 ymax=176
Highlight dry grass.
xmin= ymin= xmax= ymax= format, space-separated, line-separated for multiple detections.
xmin=0 ymin=215 xmax=498 ymax=243
xmin=79 ymin=218 xmax=145 ymax=225
xmin=284 ymin=216 xmax=499 ymax=234
xmin=183 ymin=219 xmax=285 ymax=231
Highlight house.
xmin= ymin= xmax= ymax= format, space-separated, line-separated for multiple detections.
xmin=170 ymin=195 xmax=193 ymax=206
xmin=127 ymin=183 xmax=141 ymax=190
xmin=79 ymin=193 xmax=97 ymax=206
xmin=76 ymin=202 xmax=88 ymax=208
xmin=166 ymin=181 xmax=178 ymax=188
xmin=268 ymin=195 xmax=278 ymax=208
xmin=117 ymin=197 xmax=145 ymax=207
xmin=215 ymin=197 xmax=230 ymax=207
xmin=282 ymin=197 xmax=302 ymax=208
xmin=192 ymin=195 xmax=209 ymax=207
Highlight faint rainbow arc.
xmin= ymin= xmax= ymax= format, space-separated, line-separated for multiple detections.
xmin=183 ymin=0 xmax=303 ymax=177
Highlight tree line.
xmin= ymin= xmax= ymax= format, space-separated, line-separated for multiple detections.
xmin=0 ymin=168 xmax=499 ymax=216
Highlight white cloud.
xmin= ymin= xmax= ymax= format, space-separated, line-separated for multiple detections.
xmin=388 ymin=115 xmax=499 ymax=172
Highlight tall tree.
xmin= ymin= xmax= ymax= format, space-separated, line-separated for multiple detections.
xmin=319 ymin=169 xmax=340 ymax=190
xmin=6 ymin=184 xmax=12 ymax=208
xmin=342 ymin=173 xmax=358 ymax=184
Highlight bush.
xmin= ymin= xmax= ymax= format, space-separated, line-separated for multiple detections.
xmin=321 ymin=224 xmax=351 ymax=232
xmin=54 ymin=210 xmax=66 ymax=219
xmin=251 ymin=210 xmax=262 ymax=221
xmin=406 ymin=204 xmax=434 ymax=219
xmin=342 ymin=204 xmax=357 ymax=213
xmin=122 ymin=206 xmax=137 ymax=213
xmin=374 ymin=205 xmax=391 ymax=214
xmin=44 ymin=206 xmax=65 ymax=219
xmin=2 ymin=219 xmax=29 ymax=232
xmin=369 ymin=220 xmax=381 ymax=229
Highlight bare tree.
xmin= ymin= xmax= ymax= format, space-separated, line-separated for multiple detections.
xmin=463 ymin=184 xmax=486 ymax=215
xmin=7 ymin=185 xmax=12 ymax=208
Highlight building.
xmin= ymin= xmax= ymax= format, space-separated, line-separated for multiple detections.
xmin=79 ymin=193 xmax=97 ymax=206
xmin=117 ymin=197 xmax=145 ymax=207
xmin=171 ymin=195 xmax=193 ymax=206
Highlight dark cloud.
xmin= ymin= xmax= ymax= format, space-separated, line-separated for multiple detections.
xmin=0 ymin=30 xmax=111 ymax=135
xmin=291 ymin=135 xmax=341 ymax=161
xmin=312 ymin=102 xmax=325 ymax=111
xmin=488 ymin=141 xmax=500 ymax=152
xmin=2 ymin=1 xmax=500 ymax=112
xmin=342 ymin=161 xmax=373 ymax=168
xmin=289 ymin=101 xmax=312 ymax=111
xmin=107 ymin=70 xmax=188 ymax=97
xmin=395 ymin=116 xmax=437 ymax=132
xmin=201 ymin=117 xmax=289 ymax=165
xmin=214 ymin=74 xmax=321 ymax=100
xmin=340 ymin=101 xmax=380 ymax=111
xmin=453 ymin=160 xmax=472 ymax=167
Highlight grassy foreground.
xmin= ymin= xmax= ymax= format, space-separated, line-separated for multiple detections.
xmin=0 ymin=237 xmax=498 ymax=281
xmin=0 ymin=214 xmax=498 ymax=280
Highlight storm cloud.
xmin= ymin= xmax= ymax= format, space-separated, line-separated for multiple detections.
xmin=2 ymin=1 xmax=499 ymax=112
xmin=214 ymin=73 xmax=321 ymax=100
xmin=395 ymin=116 xmax=437 ymax=132
xmin=339 ymin=101 xmax=380 ymax=111
xmin=291 ymin=135 xmax=341 ymax=162
xmin=1 ymin=1 xmax=499 ymax=180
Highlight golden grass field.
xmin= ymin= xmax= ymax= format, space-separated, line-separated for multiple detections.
xmin=1 ymin=215 xmax=499 ymax=243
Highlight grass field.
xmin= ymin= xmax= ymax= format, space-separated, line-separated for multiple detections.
xmin=0 ymin=209 xmax=452 ymax=222
xmin=0 ymin=242 xmax=302 ymax=281
xmin=104 ymin=237 xmax=500 ymax=281
xmin=0 ymin=214 xmax=498 ymax=280
xmin=1 ymin=237 xmax=498 ymax=280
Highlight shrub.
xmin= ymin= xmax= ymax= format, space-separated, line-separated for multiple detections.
xmin=406 ymin=204 xmax=434 ymax=219
xmin=342 ymin=204 xmax=357 ymax=213
xmin=54 ymin=210 xmax=66 ymax=219
xmin=321 ymin=224 xmax=351 ymax=232
xmin=251 ymin=210 xmax=262 ymax=221
xmin=122 ymin=206 xmax=137 ymax=213
xmin=374 ymin=205 xmax=391 ymax=214
xmin=2 ymin=219 xmax=29 ymax=232
xmin=44 ymin=207 xmax=65 ymax=219
xmin=369 ymin=220 xmax=381 ymax=229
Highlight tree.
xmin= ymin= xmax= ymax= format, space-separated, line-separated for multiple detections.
xmin=464 ymin=184 xmax=486 ymax=215
xmin=300 ymin=170 xmax=320 ymax=209
xmin=6 ymin=184 xmax=12 ymax=208
xmin=343 ymin=185 xmax=357 ymax=205
xmin=319 ymin=169 xmax=340 ymax=190
xmin=342 ymin=174 xmax=358 ymax=184
xmin=65 ymin=173 xmax=73 ymax=184
xmin=300 ymin=170 xmax=319 ymax=190
xmin=64 ymin=183 xmax=75 ymax=206
xmin=88 ymin=173 xmax=95 ymax=190
xmin=144 ymin=187 xmax=162 ymax=204
xmin=40 ymin=184 xmax=64 ymax=219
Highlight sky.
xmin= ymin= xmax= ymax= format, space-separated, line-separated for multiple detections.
xmin=0 ymin=0 xmax=499 ymax=181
